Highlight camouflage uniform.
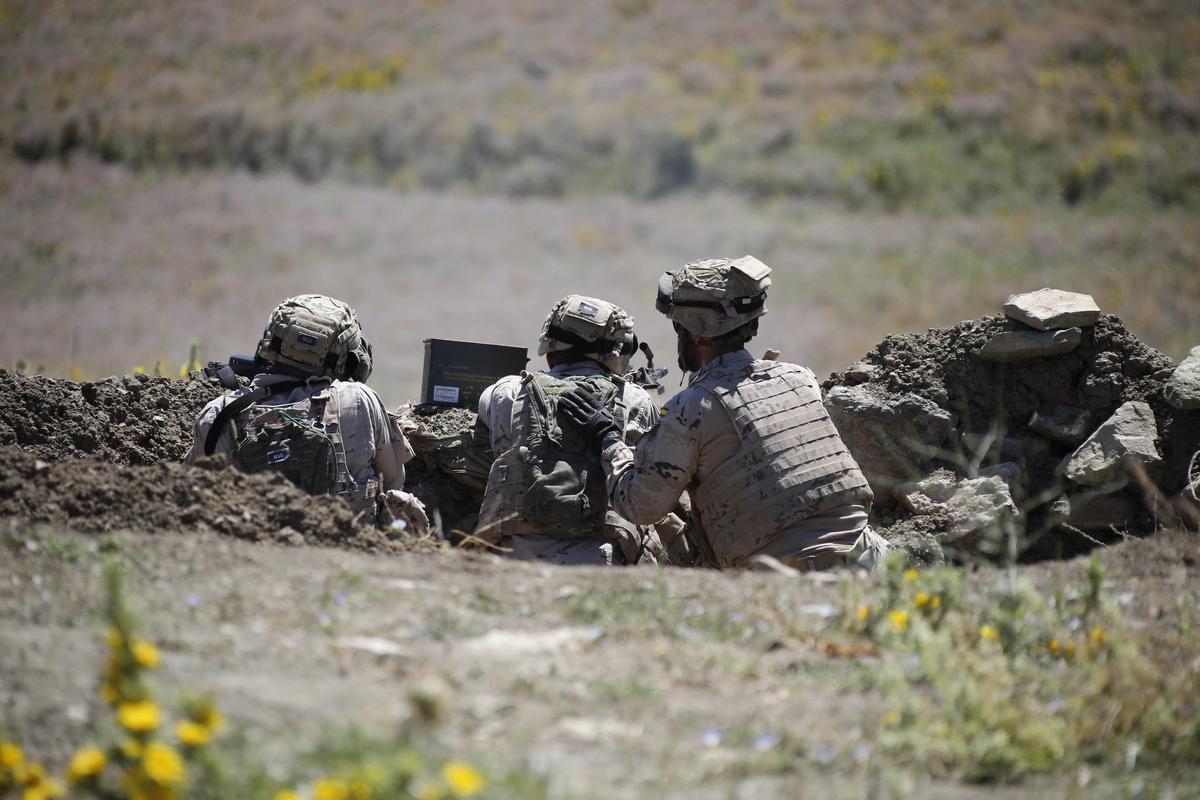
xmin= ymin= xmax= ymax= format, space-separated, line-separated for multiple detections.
xmin=186 ymin=373 xmax=413 ymax=508
xmin=592 ymin=257 xmax=884 ymax=571
xmin=475 ymin=295 xmax=658 ymax=566
xmin=186 ymin=294 xmax=416 ymax=523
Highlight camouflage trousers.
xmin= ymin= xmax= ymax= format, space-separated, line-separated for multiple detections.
xmin=777 ymin=525 xmax=889 ymax=573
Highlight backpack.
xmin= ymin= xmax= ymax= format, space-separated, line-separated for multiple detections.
xmin=231 ymin=401 xmax=340 ymax=495
xmin=476 ymin=372 xmax=625 ymax=539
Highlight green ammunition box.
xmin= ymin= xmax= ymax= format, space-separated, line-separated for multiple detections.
xmin=421 ymin=339 xmax=529 ymax=409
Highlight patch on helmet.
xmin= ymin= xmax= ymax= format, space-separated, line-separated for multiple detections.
xmin=576 ymin=301 xmax=600 ymax=318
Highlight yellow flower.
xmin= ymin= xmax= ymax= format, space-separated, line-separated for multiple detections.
xmin=854 ymin=606 xmax=870 ymax=622
xmin=274 ymin=792 xmax=304 ymax=800
xmin=882 ymin=710 xmax=900 ymax=726
xmin=314 ymin=778 xmax=350 ymax=800
xmin=18 ymin=760 xmax=45 ymax=783
xmin=1063 ymin=642 xmax=1077 ymax=660
xmin=193 ymin=707 xmax=224 ymax=732
xmin=1090 ymin=627 xmax=1108 ymax=647
xmin=99 ymin=682 xmax=118 ymax=705
xmin=0 ymin=742 xmax=23 ymax=768
xmin=1048 ymin=639 xmax=1061 ymax=654
xmin=442 ymin=761 xmax=484 ymax=796
xmin=120 ymin=739 xmax=144 ymax=760
xmin=106 ymin=628 xmax=124 ymax=649
xmin=914 ymin=592 xmax=929 ymax=608
xmin=930 ymin=595 xmax=941 ymax=609
xmin=20 ymin=777 xmax=62 ymax=800
xmin=888 ymin=610 xmax=909 ymax=632
xmin=175 ymin=721 xmax=212 ymax=748
xmin=118 ymin=700 xmax=161 ymax=732
xmin=979 ymin=625 xmax=999 ymax=642
xmin=903 ymin=568 xmax=919 ymax=583
xmin=67 ymin=746 xmax=106 ymax=783
xmin=142 ymin=742 xmax=185 ymax=786
xmin=348 ymin=777 xmax=373 ymax=799
xmin=132 ymin=640 xmax=161 ymax=669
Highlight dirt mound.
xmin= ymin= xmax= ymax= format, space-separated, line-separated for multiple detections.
xmin=824 ymin=314 xmax=1200 ymax=560
xmin=396 ymin=404 xmax=491 ymax=538
xmin=0 ymin=371 xmax=220 ymax=465
xmin=0 ymin=445 xmax=431 ymax=553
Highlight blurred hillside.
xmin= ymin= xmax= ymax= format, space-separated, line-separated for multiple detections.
xmin=2 ymin=0 xmax=1198 ymax=211
xmin=0 ymin=0 xmax=1197 ymax=403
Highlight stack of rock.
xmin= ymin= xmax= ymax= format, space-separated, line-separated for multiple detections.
xmin=824 ymin=288 xmax=1199 ymax=562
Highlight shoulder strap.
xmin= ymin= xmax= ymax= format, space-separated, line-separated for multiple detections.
xmin=202 ymin=380 xmax=304 ymax=456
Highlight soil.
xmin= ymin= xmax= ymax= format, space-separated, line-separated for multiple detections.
xmin=824 ymin=315 xmax=1200 ymax=556
xmin=0 ymin=445 xmax=431 ymax=554
xmin=395 ymin=403 xmax=491 ymax=538
xmin=0 ymin=370 xmax=220 ymax=465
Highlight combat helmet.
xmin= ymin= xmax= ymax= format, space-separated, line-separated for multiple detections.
xmin=538 ymin=295 xmax=639 ymax=374
xmin=656 ymin=256 xmax=771 ymax=339
xmin=256 ymin=294 xmax=373 ymax=381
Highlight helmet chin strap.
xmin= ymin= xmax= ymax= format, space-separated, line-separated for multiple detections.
xmin=675 ymin=326 xmax=703 ymax=374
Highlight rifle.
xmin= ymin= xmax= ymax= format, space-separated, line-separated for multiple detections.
xmin=624 ymin=342 xmax=669 ymax=396
xmin=200 ymin=355 xmax=261 ymax=390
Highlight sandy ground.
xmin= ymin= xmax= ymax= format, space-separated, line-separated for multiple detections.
xmin=2 ymin=524 xmax=1197 ymax=798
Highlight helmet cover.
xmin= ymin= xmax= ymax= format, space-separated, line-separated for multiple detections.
xmin=656 ymin=256 xmax=771 ymax=338
xmin=538 ymin=295 xmax=638 ymax=374
xmin=256 ymin=294 xmax=369 ymax=380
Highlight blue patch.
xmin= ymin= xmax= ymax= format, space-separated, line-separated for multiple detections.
xmin=267 ymin=448 xmax=290 ymax=464
xmin=297 ymin=333 xmax=319 ymax=346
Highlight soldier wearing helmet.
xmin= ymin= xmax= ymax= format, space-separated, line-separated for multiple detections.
xmin=186 ymin=294 xmax=423 ymax=528
xmin=474 ymin=295 xmax=660 ymax=565
xmin=560 ymin=258 xmax=886 ymax=572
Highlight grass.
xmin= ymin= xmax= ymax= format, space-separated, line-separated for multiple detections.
xmin=1 ymin=0 xmax=1197 ymax=210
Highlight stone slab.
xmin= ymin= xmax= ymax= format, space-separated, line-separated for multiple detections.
xmin=1004 ymin=288 xmax=1101 ymax=331
xmin=1164 ymin=345 xmax=1200 ymax=411
xmin=1029 ymin=405 xmax=1091 ymax=444
xmin=978 ymin=327 xmax=1081 ymax=361
xmin=892 ymin=471 xmax=1020 ymax=542
xmin=1062 ymin=401 xmax=1162 ymax=488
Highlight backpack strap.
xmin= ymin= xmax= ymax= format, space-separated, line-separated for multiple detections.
xmin=202 ymin=379 xmax=304 ymax=457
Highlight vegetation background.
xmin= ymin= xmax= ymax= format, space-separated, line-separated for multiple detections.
xmin=1 ymin=0 xmax=1197 ymax=400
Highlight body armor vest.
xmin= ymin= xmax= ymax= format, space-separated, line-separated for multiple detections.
xmin=476 ymin=372 xmax=635 ymax=542
xmin=689 ymin=358 xmax=872 ymax=567
xmin=232 ymin=387 xmax=380 ymax=518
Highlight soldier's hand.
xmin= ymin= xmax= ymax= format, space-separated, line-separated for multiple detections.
xmin=559 ymin=389 xmax=622 ymax=447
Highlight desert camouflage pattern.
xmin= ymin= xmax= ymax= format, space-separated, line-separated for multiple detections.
xmin=257 ymin=294 xmax=365 ymax=379
xmin=475 ymin=359 xmax=658 ymax=565
xmin=537 ymin=295 xmax=638 ymax=375
xmin=187 ymin=373 xmax=414 ymax=521
xmin=601 ymin=350 xmax=873 ymax=569
xmin=657 ymin=256 xmax=771 ymax=338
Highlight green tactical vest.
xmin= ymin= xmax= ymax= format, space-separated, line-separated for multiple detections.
xmin=231 ymin=392 xmax=343 ymax=497
xmin=476 ymin=372 xmax=625 ymax=540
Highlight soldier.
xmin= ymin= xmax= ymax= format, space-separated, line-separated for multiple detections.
xmin=474 ymin=295 xmax=659 ymax=565
xmin=187 ymin=294 xmax=424 ymax=528
xmin=560 ymin=257 xmax=886 ymax=571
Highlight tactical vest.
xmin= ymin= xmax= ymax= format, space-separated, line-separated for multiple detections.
xmin=689 ymin=359 xmax=872 ymax=567
xmin=476 ymin=372 xmax=630 ymax=541
xmin=229 ymin=387 xmax=380 ymax=517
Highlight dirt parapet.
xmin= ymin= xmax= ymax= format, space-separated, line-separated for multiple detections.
xmin=823 ymin=312 xmax=1200 ymax=561
xmin=395 ymin=404 xmax=492 ymax=539
xmin=0 ymin=445 xmax=430 ymax=553
xmin=0 ymin=371 xmax=220 ymax=465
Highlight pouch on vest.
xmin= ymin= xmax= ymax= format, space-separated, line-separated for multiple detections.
xmin=521 ymin=373 xmax=624 ymax=538
xmin=232 ymin=407 xmax=338 ymax=496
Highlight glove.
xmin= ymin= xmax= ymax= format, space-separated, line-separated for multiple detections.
xmin=558 ymin=388 xmax=622 ymax=447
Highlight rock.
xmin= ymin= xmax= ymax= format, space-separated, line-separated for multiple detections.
xmin=825 ymin=384 xmax=955 ymax=495
xmin=1029 ymin=405 xmax=1091 ymax=444
xmin=980 ymin=462 xmax=1023 ymax=504
xmin=978 ymin=327 xmax=1081 ymax=361
xmin=1062 ymin=401 xmax=1162 ymax=488
xmin=1164 ymin=346 xmax=1200 ymax=411
xmin=844 ymin=362 xmax=877 ymax=385
xmin=892 ymin=471 xmax=1020 ymax=543
xmin=1003 ymin=288 xmax=1101 ymax=331
xmin=1064 ymin=493 xmax=1141 ymax=531
xmin=960 ymin=432 xmax=1049 ymax=462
